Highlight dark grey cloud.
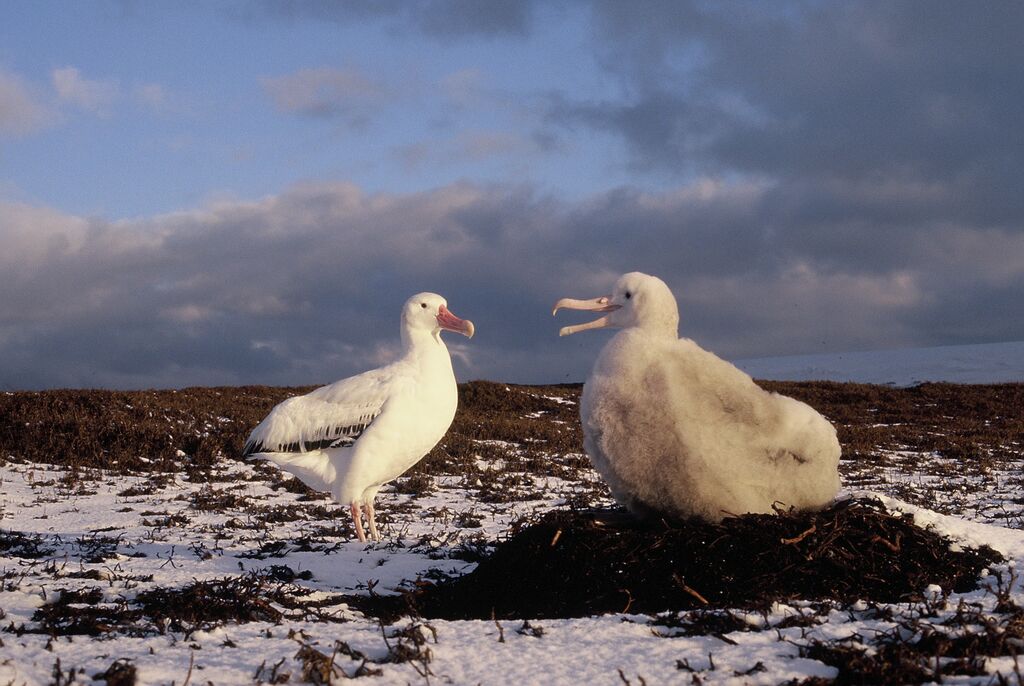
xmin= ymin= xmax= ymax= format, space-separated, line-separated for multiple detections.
xmin=531 ymin=1 xmax=1024 ymax=364
xmin=556 ymin=2 xmax=1024 ymax=191
xmin=246 ymin=0 xmax=536 ymax=38
xmin=4 ymin=174 xmax=1024 ymax=389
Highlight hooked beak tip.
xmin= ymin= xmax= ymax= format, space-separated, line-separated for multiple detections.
xmin=437 ymin=305 xmax=474 ymax=339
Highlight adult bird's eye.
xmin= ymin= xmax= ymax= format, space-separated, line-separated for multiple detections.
xmin=421 ymin=303 xmax=427 ymax=308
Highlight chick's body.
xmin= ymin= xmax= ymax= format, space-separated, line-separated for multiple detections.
xmin=559 ymin=272 xmax=841 ymax=522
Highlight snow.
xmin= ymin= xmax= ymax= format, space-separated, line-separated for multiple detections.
xmin=4 ymin=452 xmax=1024 ymax=685
xmin=735 ymin=340 xmax=1024 ymax=385
xmin=3 ymin=345 xmax=1024 ymax=684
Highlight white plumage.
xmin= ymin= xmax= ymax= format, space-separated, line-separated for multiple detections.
xmin=245 ymin=293 xmax=474 ymax=542
xmin=554 ymin=272 xmax=840 ymax=522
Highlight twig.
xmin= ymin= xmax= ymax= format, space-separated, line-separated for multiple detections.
xmin=672 ymin=573 xmax=709 ymax=605
xmin=781 ymin=524 xmax=817 ymax=545
xmin=491 ymin=610 xmax=505 ymax=643
xmin=871 ymin=533 xmax=901 ymax=553
xmin=621 ymin=589 xmax=634 ymax=613
xmin=181 ymin=651 xmax=195 ymax=686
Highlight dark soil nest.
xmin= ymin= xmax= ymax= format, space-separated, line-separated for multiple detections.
xmin=361 ymin=497 xmax=1001 ymax=621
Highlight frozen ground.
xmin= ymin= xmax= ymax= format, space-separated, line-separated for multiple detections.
xmin=736 ymin=340 xmax=1024 ymax=386
xmin=2 ymin=377 xmax=1024 ymax=684
xmin=5 ymin=457 xmax=1024 ymax=685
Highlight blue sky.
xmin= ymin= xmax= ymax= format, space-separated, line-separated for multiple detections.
xmin=2 ymin=1 xmax=1023 ymax=389
xmin=3 ymin=2 xmax=627 ymax=217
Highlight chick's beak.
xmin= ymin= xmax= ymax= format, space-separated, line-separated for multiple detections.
xmin=551 ymin=295 xmax=620 ymax=337
xmin=436 ymin=304 xmax=475 ymax=338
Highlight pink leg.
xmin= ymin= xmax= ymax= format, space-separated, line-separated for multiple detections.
xmin=364 ymin=501 xmax=380 ymax=541
xmin=350 ymin=502 xmax=367 ymax=543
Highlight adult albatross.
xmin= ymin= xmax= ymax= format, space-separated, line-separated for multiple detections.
xmin=554 ymin=272 xmax=840 ymax=522
xmin=244 ymin=293 xmax=474 ymax=542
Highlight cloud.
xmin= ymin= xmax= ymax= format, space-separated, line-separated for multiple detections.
xmin=262 ymin=66 xmax=387 ymax=125
xmin=412 ymin=0 xmax=534 ymax=38
xmin=545 ymin=2 xmax=1024 ymax=192
xmin=133 ymin=83 xmax=167 ymax=110
xmin=395 ymin=129 xmax=545 ymax=170
xmin=51 ymin=67 xmax=120 ymax=116
xmin=3 ymin=66 xmax=173 ymax=133
xmin=249 ymin=0 xmax=537 ymax=38
xmin=441 ymin=68 xmax=487 ymax=109
xmin=3 ymin=174 xmax=1024 ymax=390
xmin=0 ymin=68 xmax=55 ymax=136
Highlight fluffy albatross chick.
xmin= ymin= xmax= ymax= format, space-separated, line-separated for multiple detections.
xmin=245 ymin=293 xmax=474 ymax=542
xmin=554 ymin=272 xmax=840 ymax=522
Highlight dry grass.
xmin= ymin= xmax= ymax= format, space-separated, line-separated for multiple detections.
xmin=0 ymin=386 xmax=310 ymax=474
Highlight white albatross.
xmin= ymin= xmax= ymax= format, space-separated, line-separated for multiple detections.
xmin=553 ymin=272 xmax=840 ymax=522
xmin=244 ymin=293 xmax=474 ymax=542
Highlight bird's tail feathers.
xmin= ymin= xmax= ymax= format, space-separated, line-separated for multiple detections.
xmin=253 ymin=450 xmax=337 ymax=494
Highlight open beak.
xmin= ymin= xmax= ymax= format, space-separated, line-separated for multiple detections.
xmin=551 ymin=296 xmax=620 ymax=337
xmin=437 ymin=304 xmax=475 ymax=338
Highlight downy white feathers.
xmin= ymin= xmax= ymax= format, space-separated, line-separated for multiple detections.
xmin=555 ymin=272 xmax=841 ymax=522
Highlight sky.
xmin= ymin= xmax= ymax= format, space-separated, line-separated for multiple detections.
xmin=2 ymin=1 xmax=1023 ymax=389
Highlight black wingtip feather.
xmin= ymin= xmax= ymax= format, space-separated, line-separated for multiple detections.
xmin=244 ymin=411 xmax=381 ymax=458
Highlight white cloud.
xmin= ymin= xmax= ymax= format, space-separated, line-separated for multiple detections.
xmin=0 ymin=201 xmax=89 ymax=270
xmin=0 ymin=68 xmax=55 ymax=136
xmin=51 ymin=67 xmax=119 ymax=115
xmin=161 ymin=304 xmax=216 ymax=324
xmin=134 ymin=83 xmax=167 ymax=110
xmin=262 ymin=67 xmax=387 ymax=124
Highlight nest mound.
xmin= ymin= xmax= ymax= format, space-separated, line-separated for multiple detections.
xmin=368 ymin=497 xmax=1000 ymax=621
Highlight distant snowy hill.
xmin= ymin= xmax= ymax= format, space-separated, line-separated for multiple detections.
xmin=735 ymin=341 xmax=1024 ymax=386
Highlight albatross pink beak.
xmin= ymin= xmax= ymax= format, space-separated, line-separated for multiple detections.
xmin=551 ymin=296 xmax=620 ymax=336
xmin=437 ymin=305 xmax=475 ymax=338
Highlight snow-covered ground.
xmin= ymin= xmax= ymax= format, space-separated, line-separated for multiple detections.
xmin=3 ymin=452 xmax=1024 ymax=684
xmin=2 ymin=364 xmax=1024 ymax=684
xmin=736 ymin=340 xmax=1024 ymax=386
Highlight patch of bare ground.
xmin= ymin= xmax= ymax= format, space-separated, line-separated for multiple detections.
xmin=764 ymin=381 xmax=1024 ymax=476
xmin=0 ymin=381 xmax=586 ymax=486
xmin=0 ymin=386 xmax=313 ymax=475
xmin=27 ymin=567 xmax=337 ymax=638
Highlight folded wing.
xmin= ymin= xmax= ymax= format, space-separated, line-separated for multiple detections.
xmin=243 ymin=368 xmax=397 ymax=456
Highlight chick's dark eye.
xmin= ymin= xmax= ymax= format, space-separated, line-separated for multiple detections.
xmin=625 ymin=291 xmax=632 ymax=299
xmin=421 ymin=303 xmax=427 ymax=309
